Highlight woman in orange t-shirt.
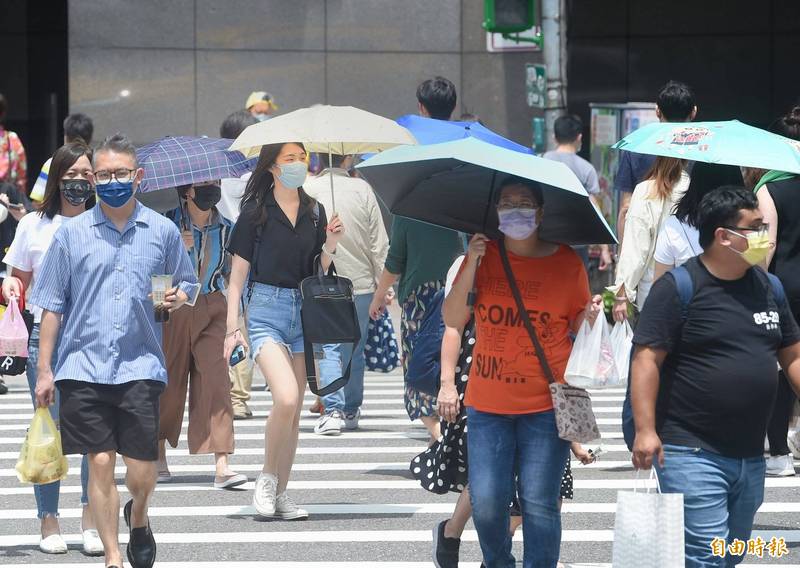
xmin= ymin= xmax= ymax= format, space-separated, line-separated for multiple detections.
xmin=443 ymin=176 xmax=601 ymax=567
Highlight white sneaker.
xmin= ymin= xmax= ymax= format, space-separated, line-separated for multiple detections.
xmin=253 ymin=472 xmax=278 ymax=516
xmin=81 ymin=528 xmax=104 ymax=556
xmin=39 ymin=533 xmax=68 ymax=554
xmin=275 ymin=492 xmax=309 ymax=520
xmin=788 ymin=430 xmax=800 ymax=460
xmin=314 ymin=410 xmax=343 ymax=436
xmin=343 ymin=409 xmax=361 ymax=431
xmin=766 ymin=454 xmax=796 ymax=477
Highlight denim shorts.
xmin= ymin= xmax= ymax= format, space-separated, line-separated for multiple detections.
xmin=247 ymin=282 xmax=305 ymax=359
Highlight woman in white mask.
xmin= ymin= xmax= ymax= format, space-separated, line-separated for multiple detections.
xmin=224 ymin=142 xmax=344 ymax=521
xmin=443 ymin=176 xmax=601 ymax=568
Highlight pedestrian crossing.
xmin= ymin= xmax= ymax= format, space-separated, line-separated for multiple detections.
xmin=1 ymin=373 xmax=798 ymax=566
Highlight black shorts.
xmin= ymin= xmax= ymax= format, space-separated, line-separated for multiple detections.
xmin=57 ymin=379 xmax=165 ymax=461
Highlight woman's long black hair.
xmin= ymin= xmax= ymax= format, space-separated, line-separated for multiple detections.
xmin=673 ymin=162 xmax=744 ymax=227
xmin=38 ymin=141 xmax=95 ymax=220
xmin=239 ymin=142 xmax=315 ymax=227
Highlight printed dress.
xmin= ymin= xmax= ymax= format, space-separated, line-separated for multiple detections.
xmin=402 ymin=280 xmax=443 ymax=420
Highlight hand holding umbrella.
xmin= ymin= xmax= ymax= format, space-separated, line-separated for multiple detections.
xmin=324 ymin=213 xmax=345 ymax=252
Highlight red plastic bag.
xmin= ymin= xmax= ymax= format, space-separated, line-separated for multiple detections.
xmin=0 ymin=297 xmax=29 ymax=357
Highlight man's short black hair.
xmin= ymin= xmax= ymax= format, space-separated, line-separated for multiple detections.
xmin=657 ymin=81 xmax=696 ymax=121
xmin=63 ymin=113 xmax=94 ymax=145
xmin=416 ymin=76 xmax=457 ymax=120
xmin=553 ymin=114 xmax=583 ymax=144
xmin=0 ymin=93 xmax=7 ymax=124
xmin=696 ymin=185 xmax=757 ymax=249
xmin=220 ymin=109 xmax=258 ymax=140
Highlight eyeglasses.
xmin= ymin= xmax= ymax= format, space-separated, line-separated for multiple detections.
xmin=497 ymin=201 xmax=537 ymax=211
xmin=93 ymin=168 xmax=136 ymax=185
xmin=724 ymin=224 xmax=769 ymax=237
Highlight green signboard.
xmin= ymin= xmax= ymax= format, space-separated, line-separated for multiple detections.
xmin=525 ymin=63 xmax=546 ymax=109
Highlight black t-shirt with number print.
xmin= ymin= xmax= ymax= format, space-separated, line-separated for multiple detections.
xmin=633 ymin=256 xmax=800 ymax=458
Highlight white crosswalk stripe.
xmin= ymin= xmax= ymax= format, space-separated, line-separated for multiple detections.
xmin=1 ymin=374 xmax=798 ymax=567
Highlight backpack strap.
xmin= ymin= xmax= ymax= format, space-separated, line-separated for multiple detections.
xmin=766 ymin=272 xmax=787 ymax=309
xmin=670 ymin=264 xmax=694 ymax=321
xmin=246 ymin=223 xmax=263 ymax=303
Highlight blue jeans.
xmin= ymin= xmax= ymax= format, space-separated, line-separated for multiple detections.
xmin=655 ymin=444 xmax=766 ymax=568
xmin=247 ymin=283 xmax=305 ymax=357
xmin=467 ymin=407 xmax=570 ymax=568
xmin=320 ymin=293 xmax=372 ymax=414
xmin=26 ymin=324 xmax=89 ymax=517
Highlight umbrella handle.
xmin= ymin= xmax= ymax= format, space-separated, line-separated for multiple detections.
xmin=328 ymin=148 xmax=336 ymax=214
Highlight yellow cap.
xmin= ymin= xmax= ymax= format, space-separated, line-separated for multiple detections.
xmin=245 ymin=91 xmax=278 ymax=111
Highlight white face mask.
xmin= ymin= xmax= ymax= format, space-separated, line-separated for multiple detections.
xmin=254 ymin=113 xmax=270 ymax=122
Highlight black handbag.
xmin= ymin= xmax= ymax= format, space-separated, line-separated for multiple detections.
xmin=300 ymin=258 xmax=361 ymax=396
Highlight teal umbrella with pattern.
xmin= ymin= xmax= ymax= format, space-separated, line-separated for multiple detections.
xmin=613 ymin=120 xmax=800 ymax=174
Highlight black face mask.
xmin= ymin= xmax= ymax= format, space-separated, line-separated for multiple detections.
xmin=60 ymin=179 xmax=94 ymax=206
xmin=191 ymin=184 xmax=222 ymax=211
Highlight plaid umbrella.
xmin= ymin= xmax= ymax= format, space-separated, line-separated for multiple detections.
xmin=136 ymin=136 xmax=257 ymax=193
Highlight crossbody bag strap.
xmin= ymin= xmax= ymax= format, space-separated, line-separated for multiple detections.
xmin=498 ymin=240 xmax=556 ymax=384
xmin=303 ymin=338 xmax=353 ymax=396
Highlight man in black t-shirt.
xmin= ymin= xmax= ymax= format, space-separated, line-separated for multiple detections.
xmin=631 ymin=186 xmax=800 ymax=567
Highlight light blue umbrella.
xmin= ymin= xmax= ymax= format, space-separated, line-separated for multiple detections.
xmin=613 ymin=120 xmax=800 ymax=174
xmin=396 ymin=114 xmax=533 ymax=154
xmin=357 ymin=137 xmax=616 ymax=245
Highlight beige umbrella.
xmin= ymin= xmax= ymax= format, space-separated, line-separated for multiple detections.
xmin=229 ymin=105 xmax=417 ymax=210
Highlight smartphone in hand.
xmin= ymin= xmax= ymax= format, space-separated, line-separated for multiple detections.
xmin=229 ymin=345 xmax=246 ymax=367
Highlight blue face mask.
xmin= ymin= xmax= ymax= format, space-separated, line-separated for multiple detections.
xmin=276 ymin=161 xmax=308 ymax=189
xmin=96 ymin=180 xmax=135 ymax=208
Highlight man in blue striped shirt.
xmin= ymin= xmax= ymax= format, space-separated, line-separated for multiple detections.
xmin=31 ymin=134 xmax=200 ymax=568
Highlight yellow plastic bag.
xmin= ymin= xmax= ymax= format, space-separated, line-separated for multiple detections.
xmin=15 ymin=408 xmax=68 ymax=484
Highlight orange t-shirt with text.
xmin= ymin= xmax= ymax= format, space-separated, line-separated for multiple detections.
xmin=463 ymin=241 xmax=591 ymax=414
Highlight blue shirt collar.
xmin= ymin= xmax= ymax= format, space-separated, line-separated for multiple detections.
xmin=90 ymin=200 xmax=150 ymax=230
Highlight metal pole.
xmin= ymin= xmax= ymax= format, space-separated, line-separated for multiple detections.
xmin=328 ymin=146 xmax=335 ymax=213
xmin=541 ymin=0 xmax=568 ymax=151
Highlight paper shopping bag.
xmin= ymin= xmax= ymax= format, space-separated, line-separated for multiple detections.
xmin=612 ymin=471 xmax=685 ymax=568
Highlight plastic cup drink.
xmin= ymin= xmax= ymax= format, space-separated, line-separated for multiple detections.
xmin=151 ymin=275 xmax=172 ymax=323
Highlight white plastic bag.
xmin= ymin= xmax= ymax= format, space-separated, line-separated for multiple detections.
xmin=565 ymin=317 xmax=620 ymax=389
xmin=610 ymin=321 xmax=634 ymax=384
xmin=612 ymin=470 xmax=685 ymax=568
